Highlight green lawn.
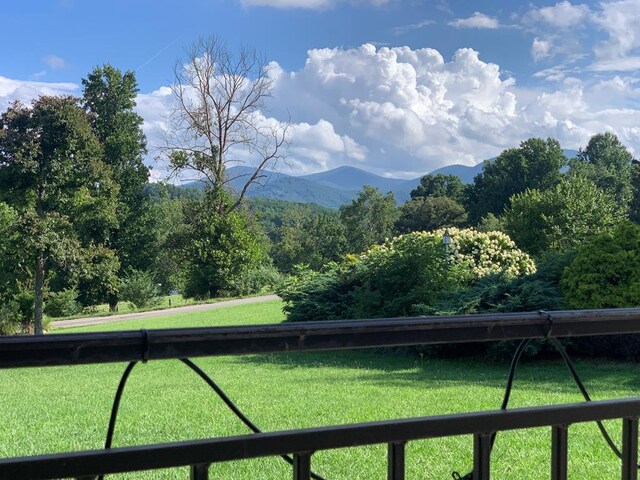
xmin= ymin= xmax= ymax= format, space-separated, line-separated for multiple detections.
xmin=49 ymin=293 xmax=250 ymax=322
xmin=1 ymin=300 xmax=638 ymax=479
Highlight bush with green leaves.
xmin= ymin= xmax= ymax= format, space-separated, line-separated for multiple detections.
xmin=0 ymin=289 xmax=51 ymax=334
xmin=119 ymin=270 xmax=161 ymax=310
xmin=44 ymin=289 xmax=81 ymax=318
xmin=558 ymin=223 xmax=640 ymax=360
xmin=278 ymin=229 xmax=535 ymax=322
xmin=227 ymin=263 xmax=283 ymax=296
xmin=432 ymin=228 xmax=536 ymax=278
xmin=177 ymin=192 xmax=266 ymax=300
xmin=561 ymin=222 xmax=640 ymax=309
xmin=502 ymin=175 xmax=626 ymax=255
xmin=0 ymin=300 xmax=21 ymax=335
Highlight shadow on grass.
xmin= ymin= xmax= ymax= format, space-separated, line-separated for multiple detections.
xmin=230 ymin=348 xmax=640 ymax=395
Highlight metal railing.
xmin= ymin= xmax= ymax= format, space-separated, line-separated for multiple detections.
xmin=1 ymin=307 xmax=640 ymax=479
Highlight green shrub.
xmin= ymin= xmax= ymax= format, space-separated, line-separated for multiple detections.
xmin=227 ymin=264 xmax=283 ymax=296
xmin=560 ymin=222 xmax=640 ymax=360
xmin=432 ymin=228 xmax=536 ymax=278
xmin=119 ymin=270 xmax=161 ymax=310
xmin=561 ymin=222 xmax=640 ymax=309
xmin=0 ymin=300 xmax=21 ymax=335
xmin=44 ymin=289 xmax=81 ymax=318
xmin=13 ymin=289 xmax=34 ymax=326
xmin=0 ymin=289 xmax=53 ymax=334
xmin=278 ymin=229 xmax=535 ymax=322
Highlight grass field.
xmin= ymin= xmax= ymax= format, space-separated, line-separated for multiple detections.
xmin=50 ymin=293 xmax=246 ymax=321
xmin=1 ymin=300 xmax=639 ymax=479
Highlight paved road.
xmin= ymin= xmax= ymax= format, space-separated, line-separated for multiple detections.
xmin=51 ymin=294 xmax=280 ymax=329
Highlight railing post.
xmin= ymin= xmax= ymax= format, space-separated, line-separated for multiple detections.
xmin=473 ymin=432 xmax=492 ymax=480
xmin=387 ymin=441 xmax=406 ymax=480
xmin=622 ymin=417 xmax=638 ymax=480
xmin=190 ymin=463 xmax=210 ymax=479
xmin=551 ymin=425 xmax=568 ymax=480
xmin=293 ymin=452 xmax=312 ymax=480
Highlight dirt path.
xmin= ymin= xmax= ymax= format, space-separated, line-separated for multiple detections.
xmin=51 ymin=294 xmax=280 ymax=329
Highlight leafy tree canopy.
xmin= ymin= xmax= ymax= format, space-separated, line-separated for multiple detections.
xmin=466 ymin=137 xmax=566 ymax=224
xmin=571 ymin=132 xmax=634 ymax=208
xmin=274 ymin=209 xmax=347 ymax=272
xmin=561 ymin=222 xmax=640 ymax=309
xmin=395 ymin=196 xmax=466 ymax=234
xmin=502 ymin=174 xmax=626 ymax=255
xmin=339 ymin=185 xmax=398 ymax=253
xmin=410 ymin=173 xmax=466 ymax=203
xmin=0 ymin=96 xmax=119 ymax=333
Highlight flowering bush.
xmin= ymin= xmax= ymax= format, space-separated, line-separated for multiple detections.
xmin=431 ymin=228 xmax=536 ymax=278
xmin=278 ymin=228 xmax=535 ymax=322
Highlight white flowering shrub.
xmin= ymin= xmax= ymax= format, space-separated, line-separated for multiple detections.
xmin=278 ymin=228 xmax=535 ymax=322
xmin=431 ymin=228 xmax=536 ymax=278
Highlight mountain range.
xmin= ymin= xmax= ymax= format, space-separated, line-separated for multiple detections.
xmin=183 ymin=150 xmax=578 ymax=209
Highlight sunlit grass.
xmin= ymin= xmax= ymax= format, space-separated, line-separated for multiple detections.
xmin=2 ymin=300 xmax=638 ymax=479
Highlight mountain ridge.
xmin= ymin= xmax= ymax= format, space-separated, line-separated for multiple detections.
xmin=181 ymin=149 xmax=579 ymax=208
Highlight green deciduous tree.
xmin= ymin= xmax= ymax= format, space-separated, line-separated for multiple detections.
xmin=0 ymin=96 xmax=118 ymax=333
xmin=395 ymin=196 xmax=467 ymax=233
xmin=274 ymin=209 xmax=347 ymax=272
xmin=410 ymin=173 xmax=466 ymax=203
xmin=0 ymin=202 xmax=18 ymax=297
xmin=175 ymin=192 xmax=265 ymax=299
xmin=571 ymin=132 xmax=633 ymax=208
xmin=561 ymin=222 xmax=640 ymax=309
xmin=466 ymin=138 xmax=566 ymax=224
xmin=339 ymin=185 xmax=398 ymax=253
xmin=82 ymin=64 xmax=155 ymax=308
xmin=502 ymin=175 xmax=626 ymax=256
xmin=632 ymin=161 xmax=640 ymax=223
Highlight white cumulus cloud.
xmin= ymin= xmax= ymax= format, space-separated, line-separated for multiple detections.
xmin=524 ymin=1 xmax=591 ymax=29
xmin=3 ymin=43 xmax=640 ymax=179
xmin=0 ymin=76 xmax=77 ymax=111
xmin=592 ymin=0 xmax=640 ymax=71
xmin=531 ymin=38 xmax=552 ymax=61
xmin=449 ymin=12 xmax=500 ymax=29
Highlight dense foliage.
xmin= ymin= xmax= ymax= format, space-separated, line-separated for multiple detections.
xmin=278 ymin=229 xmax=534 ymax=322
xmin=396 ymin=197 xmax=466 ymax=233
xmin=339 ymin=185 xmax=398 ymax=253
xmin=503 ymin=175 xmax=626 ymax=255
xmin=0 ymin=96 xmax=118 ymax=333
xmin=466 ymin=138 xmax=566 ymax=224
xmin=561 ymin=223 xmax=640 ymax=309
xmin=175 ymin=192 xmax=266 ymax=299
xmin=1 ymin=57 xmax=639 ymax=361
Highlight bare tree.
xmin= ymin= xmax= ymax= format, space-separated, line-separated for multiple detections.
xmin=164 ymin=36 xmax=289 ymax=212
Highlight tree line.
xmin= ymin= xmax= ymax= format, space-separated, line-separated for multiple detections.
xmin=1 ymin=37 xmax=639 ymax=337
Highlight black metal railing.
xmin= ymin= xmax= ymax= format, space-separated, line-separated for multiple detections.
xmin=1 ymin=308 xmax=640 ymax=479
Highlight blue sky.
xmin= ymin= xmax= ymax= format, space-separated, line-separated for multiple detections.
xmin=2 ymin=0 xmax=640 ymax=179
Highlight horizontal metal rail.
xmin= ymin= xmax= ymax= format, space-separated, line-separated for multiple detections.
xmin=1 ymin=308 xmax=640 ymax=368
xmin=1 ymin=398 xmax=638 ymax=479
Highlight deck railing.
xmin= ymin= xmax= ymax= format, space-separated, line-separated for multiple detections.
xmin=1 ymin=307 xmax=640 ymax=479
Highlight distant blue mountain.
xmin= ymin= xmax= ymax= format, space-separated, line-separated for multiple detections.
xmin=184 ymin=166 xmax=356 ymax=209
xmin=300 ymin=165 xmax=407 ymax=192
xmin=180 ymin=149 xmax=581 ymax=208
xmin=428 ymin=163 xmax=484 ymax=184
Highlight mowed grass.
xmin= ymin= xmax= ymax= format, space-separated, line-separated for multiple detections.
xmin=50 ymin=293 xmax=250 ymax=321
xmin=1 ymin=300 xmax=639 ymax=479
